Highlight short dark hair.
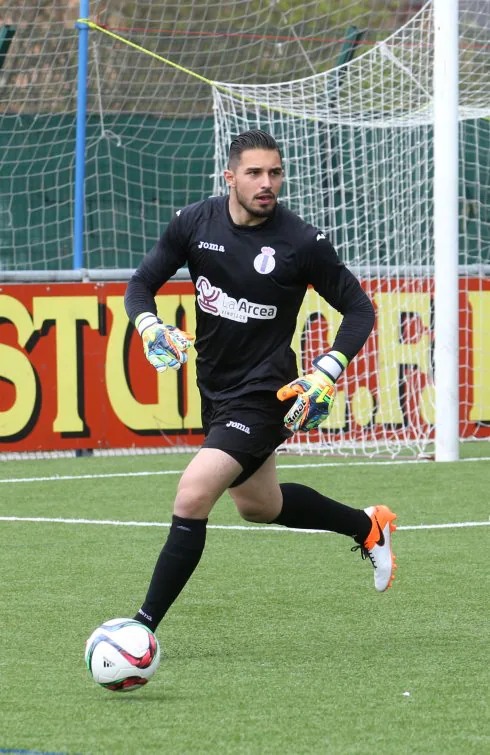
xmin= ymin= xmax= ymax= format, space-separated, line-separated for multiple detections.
xmin=228 ymin=129 xmax=282 ymax=168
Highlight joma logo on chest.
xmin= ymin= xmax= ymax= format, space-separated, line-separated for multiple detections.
xmin=198 ymin=240 xmax=225 ymax=252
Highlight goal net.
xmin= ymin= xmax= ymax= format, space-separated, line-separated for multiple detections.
xmin=1 ymin=1 xmax=489 ymax=458
xmin=212 ymin=0 xmax=490 ymax=456
xmin=1 ymin=1 xmax=422 ymax=271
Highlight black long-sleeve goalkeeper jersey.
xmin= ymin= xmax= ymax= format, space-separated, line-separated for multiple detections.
xmin=125 ymin=195 xmax=375 ymax=400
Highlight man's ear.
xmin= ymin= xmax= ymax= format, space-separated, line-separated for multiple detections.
xmin=224 ymin=169 xmax=236 ymax=188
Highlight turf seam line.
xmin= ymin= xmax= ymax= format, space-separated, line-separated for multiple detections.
xmin=1 ymin=455 xmax=489 ymax=484
xmin=0 ymin=516 xmax=488 ymax=532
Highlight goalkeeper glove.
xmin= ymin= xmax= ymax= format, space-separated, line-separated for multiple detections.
xmin=277 ymin=351 xmax=348 ymax=432
xmin=135 ymin=312 xmax=195 ymax=373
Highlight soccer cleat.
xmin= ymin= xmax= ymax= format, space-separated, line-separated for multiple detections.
xmin=352 ymin=505 xmax=397 ymax=592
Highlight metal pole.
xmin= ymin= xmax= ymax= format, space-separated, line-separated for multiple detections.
xmin=73 ymin=3 xmax=90 ymax=269
xmin=434 ymin=0 xmax=459 ymax=461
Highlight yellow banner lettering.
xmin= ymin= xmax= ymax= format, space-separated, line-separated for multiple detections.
xmin=106 ymin=295 xmax=182 ymax=431
xmin=0 ymin=295 xmax=37 ymax=439
xmin=374 ymin=292 xmax=431 ymax=425
xmin=468 ymin=291 xmax=490 ymax=422
xmin=33 ymin=295 xmax=99 ymax=433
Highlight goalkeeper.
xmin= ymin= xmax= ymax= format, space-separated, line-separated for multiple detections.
xmin=124 ymin=129 xmax=397 ymax=634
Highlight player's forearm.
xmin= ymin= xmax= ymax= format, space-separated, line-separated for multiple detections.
xmin=330 ymin=291 xmax=375 ymax=362
xmin=125 ymin=226 xmax=188 ymax=325
xmin=124 ymin=273 xmax=158 ymax=324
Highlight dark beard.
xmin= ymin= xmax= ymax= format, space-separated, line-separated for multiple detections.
xmin=236 ymin=189 xmax=276 ymax=218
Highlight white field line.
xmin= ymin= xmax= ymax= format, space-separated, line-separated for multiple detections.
xmin=0 ymin=516 xmax=488 ymax=532
xmin=0 ymin=455 xmax=489 ymax=485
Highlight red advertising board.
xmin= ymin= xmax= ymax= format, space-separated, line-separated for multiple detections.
xmin=0 ymin=279 xmax=489 ymax=452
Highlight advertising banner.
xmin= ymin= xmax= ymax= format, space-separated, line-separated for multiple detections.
xmin=0 ymin=280 xmax=489 ymax=452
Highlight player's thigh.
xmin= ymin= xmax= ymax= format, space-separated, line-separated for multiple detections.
xmin=174 ymin=447 xmax=243 ymax=519
xmin=228 ymin=454 xmax=282 ymax=523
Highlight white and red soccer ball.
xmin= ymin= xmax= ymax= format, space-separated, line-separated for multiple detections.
xmin=85 ymin=618 xmax=160 ymax=692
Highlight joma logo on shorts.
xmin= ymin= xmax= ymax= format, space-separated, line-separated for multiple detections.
xmin=198 ymin=240 xmax=225 ymax=252
xmin=226 ymin=420 xmax=251 ymax=434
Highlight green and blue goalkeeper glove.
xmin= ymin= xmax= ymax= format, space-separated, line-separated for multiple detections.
xmin=135 ymin=312 xmax=195 ymax=373
xmin=277 ymin=351 xmax=348 ymax=432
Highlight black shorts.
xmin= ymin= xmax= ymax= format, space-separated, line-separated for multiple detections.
xmin=201 ymin=391 xmax=294 ymax=487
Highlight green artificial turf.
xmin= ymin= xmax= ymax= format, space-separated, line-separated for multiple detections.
xmin=0 ymin=450 xmax=489 ymax=754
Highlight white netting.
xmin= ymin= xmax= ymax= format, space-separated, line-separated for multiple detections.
xmin=1 ymin=0 xmax=423 ymax=270
xmin=0 ymin=3 xmax=79 ymax=270
xmin=213 ymin=1 xmax=490 ymax=456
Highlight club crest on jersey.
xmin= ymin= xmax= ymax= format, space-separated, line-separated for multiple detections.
xmin=196 ymin=276 xmax=277 ymax=324
xmin=253 ymin=246 xmax=276 ymax=275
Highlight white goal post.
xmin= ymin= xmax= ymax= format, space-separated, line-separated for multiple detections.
xmin=433 ymin=0 xmax=459 ymax=462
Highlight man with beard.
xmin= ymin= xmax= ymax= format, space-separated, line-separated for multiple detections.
xmin=124 ymin=129 xmax=397 ymax=635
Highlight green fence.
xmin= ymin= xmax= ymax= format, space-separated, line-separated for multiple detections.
xmin=0 ymin=114 xmax=489 ymax=269
xmin=0 ymin=114 xmax=214 ymax=269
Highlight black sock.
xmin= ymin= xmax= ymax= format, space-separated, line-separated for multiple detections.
xmin=134 ymin=514 xmax=207 ymax=632
xmin=272 ymin=482 xmax=371 ymax=542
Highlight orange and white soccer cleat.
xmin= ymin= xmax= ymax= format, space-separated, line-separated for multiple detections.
xmin=353 ymin=505 xmax=397 ymax=592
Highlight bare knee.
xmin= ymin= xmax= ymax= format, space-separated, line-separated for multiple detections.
xmin=174 ymin=479 xmax=216 ymax=519
xmin=173 ymin=448 xmax=243 ymax=519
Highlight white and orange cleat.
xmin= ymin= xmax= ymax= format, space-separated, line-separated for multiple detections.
xmin=353 ymin=505 xmax=397 ymax=592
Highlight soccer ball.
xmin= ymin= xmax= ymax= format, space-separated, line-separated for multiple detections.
xmin=85 ymin=618 xmax=161 ymax=692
